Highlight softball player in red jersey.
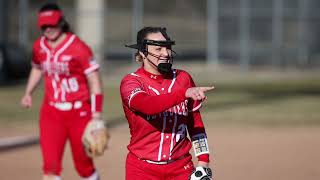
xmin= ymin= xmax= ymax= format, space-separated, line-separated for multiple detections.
xmin=20 ymin=3 xmax=103 ymax=180
xmin=121 ymin=27 xmax=214 ymax=180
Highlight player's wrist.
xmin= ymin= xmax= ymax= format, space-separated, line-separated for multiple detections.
xmin=23 ymin=93 xmax=31 ymax=98
xmin=24 ymin=90 xmax=33 ymax=96
xmin=92 ymin=112 xmax=102 ymax=120
xmin=197 ymin=161 xmax=209 ymax=168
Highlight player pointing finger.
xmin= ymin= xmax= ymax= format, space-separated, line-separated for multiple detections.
xmin=186 ymin=86 xmax=215 ymax=101
xmin=121 ymin=27 xmax=214 ymax=180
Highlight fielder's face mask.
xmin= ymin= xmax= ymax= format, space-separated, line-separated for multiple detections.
xmin=126 ymin=38 xmax=176 ymax=75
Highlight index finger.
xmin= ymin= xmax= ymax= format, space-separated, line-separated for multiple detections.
xmin=200 ymin=86 xmax=215 ymax=92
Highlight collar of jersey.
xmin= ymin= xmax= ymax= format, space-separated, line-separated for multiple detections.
xmin=43 ymin=32 xmax=73 ymax=51
xmin=138 ymin=67 xmax=165 ymax=82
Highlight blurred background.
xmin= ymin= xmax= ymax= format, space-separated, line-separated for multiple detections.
xmin=0 ymin=0 xmax=320 ymax=180
xmin=1 ymin=0 xmax=320 ymax=79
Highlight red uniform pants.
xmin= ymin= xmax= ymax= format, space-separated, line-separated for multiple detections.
xmin=126 ymin=152 xmax=194 ymax=180
xmin=39 ymin=101 xmax=95 ymax=177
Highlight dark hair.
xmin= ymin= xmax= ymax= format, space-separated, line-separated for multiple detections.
xmin=134 ymin=27 xmax=171 ymax=61
xmin=39 ymin=3 xmax=72 ymax=33
xmin=39 ymin=3 xmax=61 ymax=12
xmin=57 ymin=19 xmax=71 ymax=33
xmin=136 ymin=27 xmax=171 ymax=45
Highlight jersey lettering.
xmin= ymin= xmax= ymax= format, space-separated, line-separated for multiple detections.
xmin=41 ymin=61 xmax=70 ymax=75
xmin=61 ymin=78 xmax=71 ymax=93
xmin=176 ymin=124 xmax=187 ymax=142
xmin=68 ymin=77 xmax=79 ymax=92
xmin=146 ymin=100 xmax=188 ymax=120
xmin=52 ymin=77 xmax=79 ymax=100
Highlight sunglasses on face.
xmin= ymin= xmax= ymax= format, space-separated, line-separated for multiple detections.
xmin=41 ymin=25 xmax=59 ymax=31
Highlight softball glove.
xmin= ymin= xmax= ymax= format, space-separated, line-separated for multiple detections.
xmin=82 ymin=119 xmax=109 ymax=158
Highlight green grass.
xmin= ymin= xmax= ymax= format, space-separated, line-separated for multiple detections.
xmin=212 ymin=79 xmax=320 ymax=95
xmin=1 ymin=69 xmax=320 ymax=128
xmin=202 ymin=94 xmax=320 ymax=127
xmin=0 ymin=85 xmax=42 ymax=124
xmin=0 ymin=84 xmax=124 ymax=127
xmin=199 ymin=78 xmax=320 ymax=127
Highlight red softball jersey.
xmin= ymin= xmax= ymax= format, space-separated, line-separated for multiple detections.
xmin=120 ymin=67 xmax=209 ymax=162
xmin=32 ymin=33 xmax=99 ymax=103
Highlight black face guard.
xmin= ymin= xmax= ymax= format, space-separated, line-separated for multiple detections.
xmin=125 ymin=39 xmax=176 ymax=75
xmin=125 ymin=39 xmax=175 ymax=53
xmin=143 ymin=39 xmax=175 ymax=49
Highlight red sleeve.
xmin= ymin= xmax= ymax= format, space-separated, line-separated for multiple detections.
xmin=76 ymin=38 xmax=99 ymax=75
xmin=187 ymin=111 xmax=206 ymax=136
xmin=120 ymin=75 xmax=188 ymax=115
xmin=131 ymin=90 xmax=187 ymax=115
xmin=187 ymin=106 xmax=210 ymax=162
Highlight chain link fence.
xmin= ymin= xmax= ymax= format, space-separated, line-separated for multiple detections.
xmin=2 ymin=0 xmax=320 ymax=71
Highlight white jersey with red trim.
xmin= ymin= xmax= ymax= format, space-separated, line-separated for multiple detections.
xmin=32 ymin=33 xmax=99 ymax=103
xmin=120 ymin=67 xmax=207 ymax=162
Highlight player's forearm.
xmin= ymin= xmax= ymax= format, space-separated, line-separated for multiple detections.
xmin=130 ymin=88 xmax=187 ymax=115
xmin=87 ymin=71 xmax=103 ymax=94
xmin=187 ymin=111 xmax=210 ymax=163
xmin=87 ymin=71 xmax=103 ymax=119
xmin=24 ymin=67 xmax=42 ymax=95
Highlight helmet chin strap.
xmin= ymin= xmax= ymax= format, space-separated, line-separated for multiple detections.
xmin=144 ymin=52 xmax=173 ymax=75
xmin=145 ymin=56 xmax=159 ymax=69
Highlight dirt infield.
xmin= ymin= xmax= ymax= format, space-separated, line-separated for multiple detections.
xmin=1 ymin=124 xmax=320 ymax=180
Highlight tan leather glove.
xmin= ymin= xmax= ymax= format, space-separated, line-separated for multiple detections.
xmin=82 ymin=119 xmax=109 ymax=158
